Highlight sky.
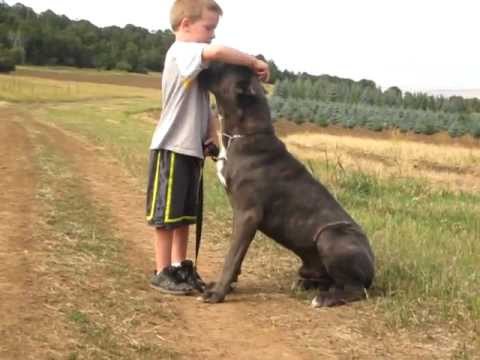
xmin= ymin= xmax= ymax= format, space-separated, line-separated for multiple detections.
xmin=5 ymin=0 xmax=480 ymax=92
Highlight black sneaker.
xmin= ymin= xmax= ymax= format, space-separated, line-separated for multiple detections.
xmin=150 ymin=266 xmax=193 ymax=295
xmin=175 ymin=260 xmax=206 ymax=293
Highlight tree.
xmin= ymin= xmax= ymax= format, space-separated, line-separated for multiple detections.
xmin=447 ymin=114 xmax=468 ymax=138
xmin=267 ymin=59 xmax=280 ymax=84
xmin=470 ymin=121 xmax=480 ymax=138
xmin=384 ymin=86 xmax=402 ymax=107
xmin=444 ymin=96 xmax=466 ymax=113
xmin=0 ymin=46 xmax=16 ymax=72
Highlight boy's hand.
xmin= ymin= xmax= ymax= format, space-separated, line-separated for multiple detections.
xmin=251 ymin=59 xmax=270 ymax=82
xmin=203 ymin=138 xmax=219 ymax=158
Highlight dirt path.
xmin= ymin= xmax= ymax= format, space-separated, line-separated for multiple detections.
xmin=0 ymin=111 xmax=74 ymax=358
xmin=0 ymin=112 xmax=38 ymax=357
xmin=0 ymin=106 xmax=463 ymax=359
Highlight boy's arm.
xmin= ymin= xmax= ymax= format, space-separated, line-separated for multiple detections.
xmin=202 ymin=44 xmax=270 ymax=82
xmin=207 ymin=111 xmax=219 ymax=146
xmin=203 ymin=111 xmax=219 ymax=158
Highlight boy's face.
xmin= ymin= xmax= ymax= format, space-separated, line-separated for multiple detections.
xmin=186 ymin=9 xmax=219 ymax=43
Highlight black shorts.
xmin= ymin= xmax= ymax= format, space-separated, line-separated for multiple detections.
xmin=146 ymin=149 xmax=202 ymax=229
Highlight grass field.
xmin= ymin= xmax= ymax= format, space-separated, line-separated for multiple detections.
xmin=1 ymin=67 xmax=479 ymax=358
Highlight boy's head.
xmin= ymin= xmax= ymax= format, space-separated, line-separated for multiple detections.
xmin=170 ymin=0 xmax=223 ymax=43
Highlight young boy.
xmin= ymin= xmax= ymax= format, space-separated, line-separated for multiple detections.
xmin=146 ymin=0 xmax=269 ymax=294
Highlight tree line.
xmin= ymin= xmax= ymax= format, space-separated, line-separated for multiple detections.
xmin=269 ymin=96 xmax=480 ymax=138
xmin=274 ymin=76 xmax=480 ymax=114
xmin=270 ymin=76 xmax=480 ymax=138
xmin=0 ymin=2 xmax=174 ymax=73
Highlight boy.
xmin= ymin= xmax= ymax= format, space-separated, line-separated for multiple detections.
xmin=146 ymin=0 xmax=270 ymax=294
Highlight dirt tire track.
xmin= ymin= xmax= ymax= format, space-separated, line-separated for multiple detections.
xmin=0 ymin=112 xmax=72 ymax=359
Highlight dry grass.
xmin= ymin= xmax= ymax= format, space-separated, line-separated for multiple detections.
xmin=0 ymin=75 xmax=159 ymax=103
xmin=284 ymin=131 xmax=480 ymax=192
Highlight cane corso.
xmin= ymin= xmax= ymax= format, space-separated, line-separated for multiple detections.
xmin=198 ymin=63 xmax=375 ymax=307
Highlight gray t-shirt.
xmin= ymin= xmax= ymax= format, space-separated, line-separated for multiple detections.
xmin=149 ymin=41 xmax=211 ymax=158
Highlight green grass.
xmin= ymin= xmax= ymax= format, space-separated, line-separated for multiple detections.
xmin=330 ymin=169 xmax=480 ymax=327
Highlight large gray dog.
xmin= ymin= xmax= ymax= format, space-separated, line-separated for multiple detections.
xmin=198 ymin=63 xmax=375 ymax=307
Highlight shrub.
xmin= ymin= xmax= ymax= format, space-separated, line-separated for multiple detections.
xmin=115 ymin=60 xmax=132 ymax=72
xmin=469 ymin=121 xmax=480 ymax=138
xmin=366 ymin=121 xmax=384 ymax=132
xmin=470 ymin=114 xmax=480 ymax=139
xmin=0 ymin=48 xmax=16 ymax=73
xmin=448 ymin=120 xmax=467 ymax=138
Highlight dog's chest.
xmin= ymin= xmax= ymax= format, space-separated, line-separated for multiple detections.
xmin=216 ymin=144 xmax=227 ymax=188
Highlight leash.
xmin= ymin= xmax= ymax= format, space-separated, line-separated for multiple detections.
xmin=195 ymin=160 xmax=204 ymax=267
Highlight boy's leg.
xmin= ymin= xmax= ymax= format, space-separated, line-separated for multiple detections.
xmin=172 ymin=224 xmax=189 ymax=264
xmin=154 ymin=227 xmax=173 ymax=272
xmin=151 ymin=226 xmax=193 ymax=295
xmin=146 ymin=149 xmax=194 ymax=294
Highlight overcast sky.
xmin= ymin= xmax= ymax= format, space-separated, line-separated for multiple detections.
xmin=5 ymin=0 xmax=480 ymax=92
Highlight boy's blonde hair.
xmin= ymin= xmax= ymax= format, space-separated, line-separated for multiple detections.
xmin=170 ymin=0 xmax=223 ymax=31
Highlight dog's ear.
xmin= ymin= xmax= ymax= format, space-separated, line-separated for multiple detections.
xmin=198 ymin=68 xmax=211 ymax=90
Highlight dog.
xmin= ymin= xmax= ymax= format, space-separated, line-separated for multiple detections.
xmin=198 ymin=63 xmax=375 ymax=307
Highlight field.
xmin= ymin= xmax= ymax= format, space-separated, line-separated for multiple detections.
xmin=1 ymin=67 xmax=479 ymax=359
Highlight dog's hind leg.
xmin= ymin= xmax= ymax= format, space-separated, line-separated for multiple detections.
xmin=311 ymin=285 xmax=367 ymax=307
xmin=202 ymin=208 xmax=260 ymax=303
xmin=292 ymin=263 xmax=333 ymax=291
xmin=312 ymin=223 xmax=374 ymax=307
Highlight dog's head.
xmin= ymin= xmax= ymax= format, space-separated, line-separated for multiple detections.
xmin=199 ymin=61 xmax=267 ymax=113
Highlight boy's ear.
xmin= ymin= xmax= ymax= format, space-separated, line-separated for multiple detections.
xmin=179 ymin=17 xmax=191 ymax=31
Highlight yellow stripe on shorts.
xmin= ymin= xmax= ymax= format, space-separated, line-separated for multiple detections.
xmin=164 ymin=152 xmax=176 ymax=222
xmin=146 ymin=152 xmax=161 ymax=222
xmin=164 ymin=152 xmax=196 ymax=224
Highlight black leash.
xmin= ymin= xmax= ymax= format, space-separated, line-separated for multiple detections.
xmin=195 ymin=160 xmax=204 ymax=267
xmin=193 ymin=143 xmax=218 ymax=276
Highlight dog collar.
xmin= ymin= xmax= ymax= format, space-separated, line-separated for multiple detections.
xmin=221 ymin=129 xmax=273 ymax=148
xmin=222 ymin=133 xmax=244 ymax=150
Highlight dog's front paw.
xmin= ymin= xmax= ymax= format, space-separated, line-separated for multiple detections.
xmin=201 ymin=289 xmax=226 ymax=303
xmin=206 ymin=281 xmax=236 ymax=294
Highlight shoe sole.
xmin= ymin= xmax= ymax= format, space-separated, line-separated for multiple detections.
xmin=149 ymin=283 xmax=193 ymax=295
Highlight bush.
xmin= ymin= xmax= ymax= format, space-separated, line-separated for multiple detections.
xmin=10 ymin=47 xmax=25 ymax=64
xmin=448 ymin=120 xmax=467 ymax=138
xmin=115 ymin=60 xmax=132 ymax=72
xmin=0 ymin=48 xmax=16 ymax=73
xmin=342 ymin=118 xmax=357 ymax=129
xmin=366 ymin=121 xmax=384 ymax=132
xmin=469 ymin=122 xmax=480 ymax=138
xmin=131 ymin=64 xmax=149 ymax=74
xmin=414 ymin=121 xmax=437 ymax=135
xmin=313 ymin=112 xmax=329 ymax=127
